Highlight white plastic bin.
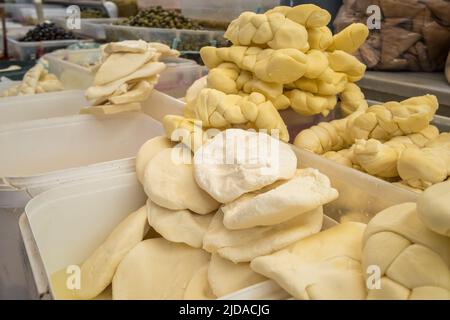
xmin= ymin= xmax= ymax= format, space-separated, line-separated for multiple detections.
xmin=0 ymin=112 xmax=163 ymax=300
xmin=19 ymin=145 xmax=417 ymax=299
xmin=0 ymin=90 xmax=88 ymax=126
xmin=0 ymin=89 xmax=183 ymax=126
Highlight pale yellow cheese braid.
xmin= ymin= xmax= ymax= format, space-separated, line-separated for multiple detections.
xmin=184 ymin=88 xmax=289 ymax=142
xmin=349 ymin=94 xmax=438 ymax=141
xmin=339 ymin=82 xmax=368 ymax=116
xmin=224 ymin=11 xmax=309 ymax=51
xmin=266 ymin=4 xmax=331 ymax=28
xmin=398 ymin=133 xmax=450 ymax=189
xmin=353 ymin=126 xmax=440 ymax=178
xmin=200 ymin=46 xmax=308 ymax=84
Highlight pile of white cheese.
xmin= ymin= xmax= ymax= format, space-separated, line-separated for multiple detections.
xmin=62 ymin=128 xmax=342 ymax=299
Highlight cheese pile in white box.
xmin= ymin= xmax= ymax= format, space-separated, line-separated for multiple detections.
xmin=68 ymin=128 xmax=450 ymax=300
xmin=72 ymin=128 xmax=342 ymax=300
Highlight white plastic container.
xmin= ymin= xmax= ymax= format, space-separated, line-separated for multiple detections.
xmin=0 ymin=89 xmax=183 ymax=127
xmin=0 ymin=90 xmax=88 ymax=126
xmin=0 ymin=112 xmax=163 ymax=300
xmin=19 ymin=145 xmax=417 ymax=299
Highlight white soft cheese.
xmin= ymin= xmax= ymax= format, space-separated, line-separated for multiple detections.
xmin=193 ymin=129 xmax=297 ymax=203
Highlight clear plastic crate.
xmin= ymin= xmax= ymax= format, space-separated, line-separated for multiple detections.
xmin=45 ymin=48 xmax=208 ymax=97
xmin=52 ymin=18 xmax=122 ymax=40
xmin=45 ymin=49 xmax=99 ymax=90
xmin=180 ymin=0 xmax=278 ymax=23
xmin=103 ymin=24 xmax=226 ymax=53
xmin=79 ymin=18 xmax=122 ymax=40
xmin=7 ymin=37 xmax=89 ymax=61
xmin=4 ymin=3 xmax=66 ymax=25
xmin=156 ymin=59 xmax=208 ymax=98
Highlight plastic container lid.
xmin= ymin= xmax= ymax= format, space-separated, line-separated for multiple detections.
xmin=0 ymin=89 xmax=183 ymax=127
xmin=0 ymin=90 xmax=88 ymax=126
xmin=0 ymin=113 xmax=162 ymax=204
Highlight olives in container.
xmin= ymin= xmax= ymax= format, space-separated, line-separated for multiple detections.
xmin=117 ymin=6 xmax=203 ymax=30
xmin=20 ymin=22 xmax=77 ymax=42
xmin=112 ymin=6 xmax=230 ymax=53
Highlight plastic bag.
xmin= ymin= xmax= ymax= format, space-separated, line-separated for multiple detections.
xmin=446 ymin=51 xmax=450 ymax=84
xmin=334 ymin=0 xmax=450 ymax=71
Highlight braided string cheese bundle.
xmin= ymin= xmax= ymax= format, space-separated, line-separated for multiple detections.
xmin=363 ymin=203 xmax=450 ymax=300
xmin=0 ymin=62 xmax=64 ymax=97
xmin=398 ymin=133 xmax=450 ymax=189
xmin=183 ymin=88 xmax=289 ymax=142
xmin=352 ymin=126 xmax=440 ymax=178
xmin=327 ymin=50 xmax=366 ymax=82
xmin=349 ymin=94 xmax=438 ymax=141
xmin=294 ymin=94 xmax=439 ymax=155
xmin=322 ymin=147 xmax=356 ymax=168
xmin=0 ymin=84 xmax=20 ymax=97
xmin=327 ymin=23 xmax=369 ymax=53
xmin=206 ymin=63 xmax=290 ymax=110
xmin=200 ymin=46 xmax=308 ymax=84
xmin=286 ymin=89 xmax=337 ymax=116
xmin=18 ymin=63 xmax=45 ymax=95
xmin=293 ymin=109 xmax=363 ymax=154
xmin=162 ymin=115 xmax=206 ymax=152
xmin=339 ymin=82 xmax=368 ymax=116
xmin=224 ymin=11 xmax=309 ymax=51
xmin=307 ymin=26 xmax=333 ymax=50
xmin=266 ymin=4 xmax=331 ymax=28
xmin=291 ymin=69 xmax=347 ymax=96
